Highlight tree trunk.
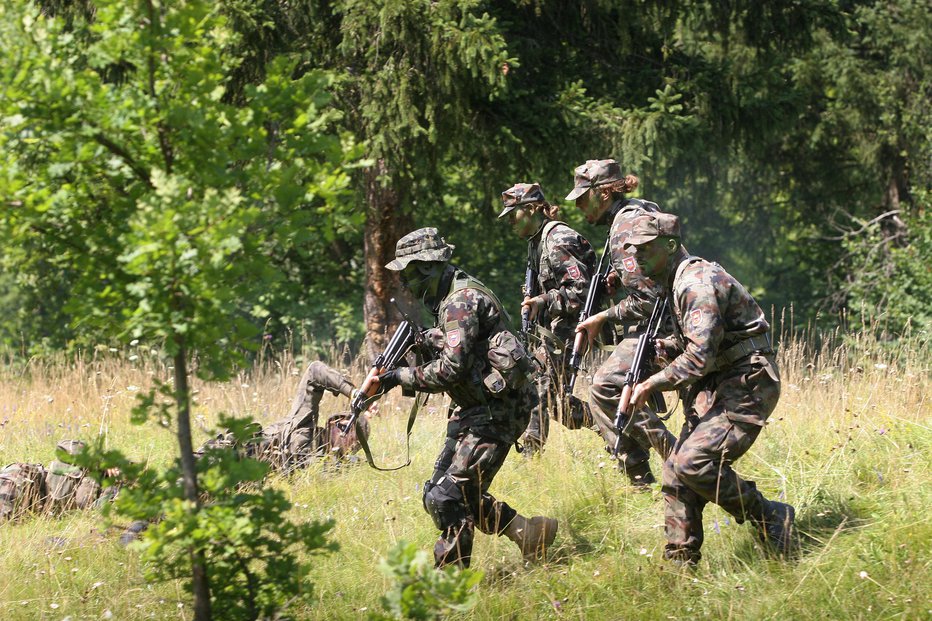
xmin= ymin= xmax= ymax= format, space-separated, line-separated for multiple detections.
xmin=363 ymin=160 xmax=409 ymax=359
xmin=173 ymin=342 xmax=212 ymax=621
xmin=881 ymin=144 xmax=911 ymax=246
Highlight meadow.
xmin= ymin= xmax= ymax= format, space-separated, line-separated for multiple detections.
xmin=0 ymin=324 xmax=929 ymax=620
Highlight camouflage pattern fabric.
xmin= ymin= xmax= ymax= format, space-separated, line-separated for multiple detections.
xmin=197 ymin=361 xmax=363 ymax=469
xmin=498 ymin=182 xmax=547 ymax=218
xmin=262 ymin=360 xmax=357 ymax=467
xmin=603 ymin=198 xmax=666 ymax=323
xmin=523 ymin=220 xmax=596 ymax=448
xmin=644 ymin=252 xmax=780 ymax=563
xmin=0 ymin=463 xmax=46 ymax=521
xmin=531 ymin=220 xmax=596 ymax=341
xmin=524 ymin=346 xmax=594 ymax=449
xmin=428 ymin=427 xmax=524 ymax=567
xmin=565 ymin=159 xmax=624 ymax=201
xmin=45 ymin=439 xmax=93 ymax=514
xmin=385 ymin=227 xmax=455 ymax=271
xmin=395 ymin=265 xmax=538 ymax=567
xmin=644 ymin=254 xmax=772 ymax=393
xmin=397 ymin=267 xmax=532 ymax=443
xmin=589 ymin=334 xmax=677 ymax=464
xmin=588 ymin=198 xmax=677 ymax=471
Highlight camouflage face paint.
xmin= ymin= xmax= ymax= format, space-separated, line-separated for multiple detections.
xmin=574 ymin=189 xmax=599 ymax=224
xmin=508 ymin=205 xmax=543 ymax=238
xmin=628 ymin=237 xmax=669 ymax=278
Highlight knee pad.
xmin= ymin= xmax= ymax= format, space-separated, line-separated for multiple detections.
xmin=423 ymin=476 xmax=466 ymax=531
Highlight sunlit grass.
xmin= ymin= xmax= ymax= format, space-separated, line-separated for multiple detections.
xmin=0 ymin=325 xmax=929 ymax=620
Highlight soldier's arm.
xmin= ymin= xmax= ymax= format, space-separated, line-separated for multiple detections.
xmin=396 ymin=290 xmax=479 ymax=392
xmin=542 ymin=230 xmax=592 ymax=319
xmin=602 ymin=281 xmax=657 ymax=324
xmin=643 ymin=278 xmax=724 ymax=392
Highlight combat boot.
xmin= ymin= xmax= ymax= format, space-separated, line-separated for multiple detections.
xmin=503 ymin=514 xmax=558 ymax=562
xmin=754 ymin=500 xmax=799 ymax=558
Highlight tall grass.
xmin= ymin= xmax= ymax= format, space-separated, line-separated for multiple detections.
xmin=0 ymin=325 xmax=929 ymax=620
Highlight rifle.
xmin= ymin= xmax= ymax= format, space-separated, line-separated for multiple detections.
xmin=521 ymin=244 xmax=540 ymax=345
xmin=611 ymin=296 xmax=668 ymax=458
xmin=567 ymin=236 xmax=612 ymax=393
xmin=345 ymin=299 xmax=419 ymax=434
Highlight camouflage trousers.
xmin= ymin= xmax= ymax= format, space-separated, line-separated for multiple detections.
xmin=523 ymin=341 xmax=594 ymax=452
xmin=423 ymin=392 xmax=534 ymax=568
xmin=590 ymin=333 xmax=677 ymax=471
xmin=662 ymin=354 xmax=781 ymax=563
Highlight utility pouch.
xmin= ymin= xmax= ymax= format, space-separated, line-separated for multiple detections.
xmin=484 ymin=331 xmax=533 ymax=393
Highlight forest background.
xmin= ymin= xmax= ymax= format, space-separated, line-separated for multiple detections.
xmin=0 ymin=1 xmax=929 ymax=619
xmin=1 ymin=0 xmax=929 ymax=358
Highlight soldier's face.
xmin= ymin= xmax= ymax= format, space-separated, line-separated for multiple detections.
xmin=628 ymin=238 xmax=669 ymax=277
xmin=508 ymin=205 xmax=541 ymax=238
xmin=576 ymin=187 xmax=607 ymax=224
xmin=400 ymin=261 xmax=440 ymax=301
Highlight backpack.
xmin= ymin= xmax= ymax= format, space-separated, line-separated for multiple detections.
xmin=0 ymin=462 xmax=47 ymax=521
xmin=44 ymin=440 xmax=92 ymax=514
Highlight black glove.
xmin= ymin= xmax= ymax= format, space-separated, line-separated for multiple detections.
xmin=376 ymin=369 xmax=402 ymax=392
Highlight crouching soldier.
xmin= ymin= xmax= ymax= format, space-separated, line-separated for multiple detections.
xmin=374 ymin=227 xmax=558 ymax=568
xmin=623 ymin=212 xmax=798 ymax=564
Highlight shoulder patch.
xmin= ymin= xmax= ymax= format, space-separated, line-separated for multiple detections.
xmin=446 ymin=328 xmax=462 ymax=348
xmin=566 ymin=264 xmax=581 ymax=280
xmin=622 ymin=256 xmax=638 ymax=273
xmin=690 ymin=309 xmax=702 ymax=327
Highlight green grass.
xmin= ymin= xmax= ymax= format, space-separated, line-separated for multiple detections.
xmin=0 ymin=333 xmax=929 ymax=620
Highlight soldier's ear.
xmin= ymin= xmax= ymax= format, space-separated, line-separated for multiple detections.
xmin=665 ymin=237 xmax=679 ymax=254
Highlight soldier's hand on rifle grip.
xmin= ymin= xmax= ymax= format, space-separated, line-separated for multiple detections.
xmin=575 ymin=311 xmax=607 ymax=347
xmin=522 ymin=295 xmax=546 ymax=322
xmin=374 ymin=369 xmax=402 ymax=393
xmin=630 ymin=381 xmax=653 ymax=411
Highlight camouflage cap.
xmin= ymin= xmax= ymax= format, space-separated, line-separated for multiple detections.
xmin=497 ymin=183 xmax=547 ymax=218
xmin=565 ymin=159 xmax=623 ymax=201
xmin=625 ymin=212 xmax=681 ymax=246
xmin=385 ymin=227 xmax=455 ymax=271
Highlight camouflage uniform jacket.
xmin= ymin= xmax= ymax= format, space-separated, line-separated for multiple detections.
xmin=603 ymin=198 xmax=667 ymax=323
xmin=396 ymin=267 xmax=517 ymax=410
xmin=530 ymin=220 xmax=595 ymax=340
xmin=647 ymin=253 xmax=770 ymax=392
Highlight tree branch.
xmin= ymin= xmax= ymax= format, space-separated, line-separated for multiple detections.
xmin=92 ymin=133 xmax=154 ymax=189
xmin=819 ymin=209 xmax=902 ymax=241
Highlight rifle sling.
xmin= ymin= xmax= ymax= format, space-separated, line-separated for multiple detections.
xmin=355 ymin=391 xmax=428 ymax=472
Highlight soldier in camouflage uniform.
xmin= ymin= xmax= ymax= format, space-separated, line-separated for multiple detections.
xmin=624 ymin=212 xmax=797 ymax=564
xmin=1 ymin=439 xmax=118 ymax=522
xmin=375 ymin=227 xmax=558 ymax=568
xmin=2 ymin=362 xmax=362 ymax=530
xmin=569 ymin=160 xmax=677 ymax=485
xmin=497 ymin=182 xmax=597 ymax=453
xmin=196 ymin=360 xmax=366 ymax=468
